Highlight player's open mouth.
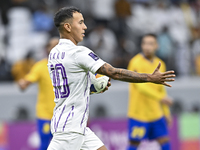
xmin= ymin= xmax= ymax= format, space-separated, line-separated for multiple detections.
xmin=82 ymin=33 xmax=85 ymax=36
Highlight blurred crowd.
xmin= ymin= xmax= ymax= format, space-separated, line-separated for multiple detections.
xmin=0 ymin=0 xmax=200 ymax=81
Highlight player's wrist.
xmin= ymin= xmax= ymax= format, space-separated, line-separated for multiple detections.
xmin=147 ymin=74 xmax=153 ymax=83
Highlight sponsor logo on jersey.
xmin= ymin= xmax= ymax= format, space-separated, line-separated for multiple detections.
xmin=88 ymin=52 xmax=99 ymax=61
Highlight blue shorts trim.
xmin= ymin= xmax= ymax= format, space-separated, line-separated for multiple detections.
xmin=128 ymin=117 xmax=168 ymax=141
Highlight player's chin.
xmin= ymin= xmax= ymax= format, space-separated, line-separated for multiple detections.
xmin=78 ymin=37 xmax=84 ymax=42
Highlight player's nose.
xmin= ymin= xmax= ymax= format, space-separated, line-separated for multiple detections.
xmin=83 ymin=23 xmax=87 ymax=30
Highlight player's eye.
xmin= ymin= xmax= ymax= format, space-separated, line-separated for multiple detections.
xmin=79 ymin=20 xmax=84 ymax=24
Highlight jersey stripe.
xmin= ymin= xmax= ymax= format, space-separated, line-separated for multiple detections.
xmin=62 ymin=105 xmax=74 ymax=131
xmin=81 ymin=97 xmax=89 ymax=127
xmin=55 ymin=105 xmax=66 ymax=132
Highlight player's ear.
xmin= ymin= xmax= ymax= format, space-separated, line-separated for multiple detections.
xmin=63 ymin=23 xmax=71 ymax=32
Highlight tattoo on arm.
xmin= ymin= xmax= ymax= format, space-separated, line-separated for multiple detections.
xmin=96 ymin=63 xmax=149 ymax=83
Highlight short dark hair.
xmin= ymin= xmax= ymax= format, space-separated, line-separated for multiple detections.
xmin=54 ymin=6 xmax=81 ymax=28
xmin=142 ymin=33 xmax=157 ymax=40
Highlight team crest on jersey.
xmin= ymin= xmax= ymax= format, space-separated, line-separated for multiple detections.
xmin=88 ymin=52 xmax=99 ymax=61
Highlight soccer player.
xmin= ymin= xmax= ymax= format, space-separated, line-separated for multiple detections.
xmin=47 ymin=7 xmax=175 ymax=150
xmin=17 ymin=37 xmax=59 ymax=150
xmin=127 ymin=33 xmax=173 ymax=150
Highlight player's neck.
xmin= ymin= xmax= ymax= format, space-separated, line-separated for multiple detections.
xmin=60 ymin=33 xmax=78 ymax=45
xmin=142 ymin=53 xmax=154 ymax=62
xmin=147 ymin=56 xmax=154 ymax=61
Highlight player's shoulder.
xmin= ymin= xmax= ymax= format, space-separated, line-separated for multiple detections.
xmin=33 ymin=58 xmax=47 ymax=69
xmin=128 ymin=53 xmax=142 ymax=70
xmin=36 ymin=58 xmax=47 ymax=65
xmin=74 ymin=45 xmax=94 ymax=58
xmin=39 ymin=58 xmax=48 ymax=63
xmin=129 ymin=53 xmax=144 ymax=63
xmin=155 ymin=56 xmax=166 ymax=65
xmin=49 ymin=46 xmax=58 ymax=54
xmin=154 ymin=56 xmax=166 ymax=71
xmin=74 ymin=45 xmax=102 ymax=64
xmin=76 ymin=45 xmax=92 ymax=53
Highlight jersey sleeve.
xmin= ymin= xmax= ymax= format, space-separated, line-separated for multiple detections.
xmin=24 ymin=62 xmax=40 ymax=83
xmin=75 ymin=46 xmax=106 ymax=74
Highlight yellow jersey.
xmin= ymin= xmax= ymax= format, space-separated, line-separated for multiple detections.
xmin=127 ymin=53 xmax=170 ymax=122
xmin=25 ymin=59 xmax=55 ymax=120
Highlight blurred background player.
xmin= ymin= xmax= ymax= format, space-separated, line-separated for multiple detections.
xmin=127 ymin=33 xmax=173 ymax=150
xmin=11 ymin=51 xmax=35 ymax=81
xmin=17 ymin=37 xmax=59 ymax=150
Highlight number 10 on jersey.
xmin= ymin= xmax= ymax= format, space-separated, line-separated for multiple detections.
xmin=50 ymin=64 xmax=70 ymax=99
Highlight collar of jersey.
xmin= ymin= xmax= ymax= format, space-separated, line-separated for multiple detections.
xmin=59 ymin=39 xmax=76 ymax=46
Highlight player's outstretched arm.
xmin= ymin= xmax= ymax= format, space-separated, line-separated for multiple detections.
xmin=96 ymin=62 xmax=175 ymax=87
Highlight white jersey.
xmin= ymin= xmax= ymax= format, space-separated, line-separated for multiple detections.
xmin=47 ymin=39 xmax=105 ymax=134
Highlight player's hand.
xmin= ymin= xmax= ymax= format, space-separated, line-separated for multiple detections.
xmin=165 ymin=115 xmax=173 ymax=127
xmin=17 ymin=79 xmax=31 ymax=91
xmin=161 ymin=96 xmax=173 ymax=106
xmin=100 ymin=78 xmax=111 ymax=93
xmin=150 ymin=62 xmax=175 ymax=87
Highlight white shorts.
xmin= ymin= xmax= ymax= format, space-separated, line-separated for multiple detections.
xmin=47 ymin=127 xmax=104 ymax=150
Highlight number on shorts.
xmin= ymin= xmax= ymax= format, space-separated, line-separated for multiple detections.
xmin=131 ymin=126 xmax=146 ymax=138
